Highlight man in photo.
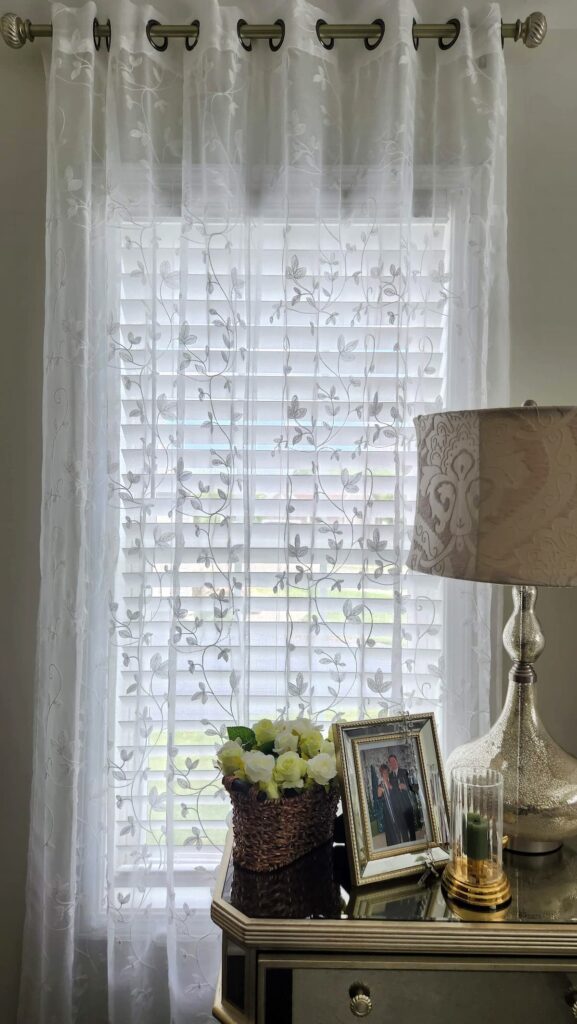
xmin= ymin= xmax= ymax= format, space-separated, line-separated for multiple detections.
xmin=387 ymin=753 xmax=417 ymax=842
xmin=375 ymin=763 xmax=402 ymax=847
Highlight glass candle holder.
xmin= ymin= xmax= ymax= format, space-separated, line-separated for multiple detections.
xmin=441 ymin=767 xmax=511 ymax=913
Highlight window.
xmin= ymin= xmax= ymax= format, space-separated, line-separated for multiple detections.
xmin=110 ymin=211 xmax=450 ymax=897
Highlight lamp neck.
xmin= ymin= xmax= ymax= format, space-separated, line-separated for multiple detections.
xmin=503 ymin=584 xmax=545 ymax=672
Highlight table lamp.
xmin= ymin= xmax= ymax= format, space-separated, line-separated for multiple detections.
xmin=407 ymin=404 xmax=577 ymax=854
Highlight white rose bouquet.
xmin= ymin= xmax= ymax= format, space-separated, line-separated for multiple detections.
xmin=218 ymin=718 xmax=340 ymax=871
xmin=216 ymin=717 xmax=338 ymax=801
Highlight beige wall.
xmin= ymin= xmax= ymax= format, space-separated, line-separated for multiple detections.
xmin=1 ymin=6 xmax=577 ymax=1022
xmin=506 ymin=24 xmax=577 ymax=757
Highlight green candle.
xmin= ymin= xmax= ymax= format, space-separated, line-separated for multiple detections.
xmin=464 ymin=811 xmax=490 ymax=860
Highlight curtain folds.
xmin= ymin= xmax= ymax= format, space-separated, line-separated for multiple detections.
xmin=20 ymin=1 xmax=509 ymax=1021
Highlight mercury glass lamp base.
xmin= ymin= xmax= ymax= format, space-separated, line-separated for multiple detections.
xmin=447 ymin=674 xmax=577 ymax=854
xmin=447 ymin=585 xmax=577 ymax=856
xmin=506 ymin=837 xmax=562 ymax=855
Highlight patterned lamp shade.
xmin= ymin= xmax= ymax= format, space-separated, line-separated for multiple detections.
xmin=407 ymin=406 xmax=577 ymax=587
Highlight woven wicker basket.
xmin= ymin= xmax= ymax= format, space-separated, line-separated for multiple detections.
xmin=230 ymin=839 xmax=343 ymax=918
xmin=224 ymin=776 xmax=339 ymax=872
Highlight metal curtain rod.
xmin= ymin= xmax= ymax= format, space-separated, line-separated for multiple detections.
xmin=0 ymin=10 xmax=547 ymax=51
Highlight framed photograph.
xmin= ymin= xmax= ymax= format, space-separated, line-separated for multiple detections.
xmin=333 ymin=713 xmax=450 ymax=887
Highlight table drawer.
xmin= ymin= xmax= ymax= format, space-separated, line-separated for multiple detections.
xmin=258 ymin=955 xmax=577 ymax=1024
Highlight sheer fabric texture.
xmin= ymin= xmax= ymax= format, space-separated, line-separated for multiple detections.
xmin=20 ymin=1 xmax=509 ymax=1021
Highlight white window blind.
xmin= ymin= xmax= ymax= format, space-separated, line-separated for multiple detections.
xmin=111 ymin=213 xmax=450 ymax=887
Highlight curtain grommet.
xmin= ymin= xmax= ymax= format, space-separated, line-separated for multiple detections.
xmin=316 ymin=19 xmax=334 ymax=50
xmin=146 ymin=19 xmax=168 ymax=52
xmin=438 ymin=18 xmax=460 ymax=50
xmin=93 ymin=18 xmax=110 ymax=52
xmin=237 ymin=19 xmax=252 ymax=51
xmin=185 ymin=20 xmax=199 ymax=51
xmin=364 ymin=18 xmax=385 ymax=51
xmin=269 ymin=18 xmax=285 ymax=51
xmin=412 ymin=17 xmax=419 ymax=50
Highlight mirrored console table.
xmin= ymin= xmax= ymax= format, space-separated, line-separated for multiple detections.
xmin=211 ymin=828 xmax=577 ymax=1023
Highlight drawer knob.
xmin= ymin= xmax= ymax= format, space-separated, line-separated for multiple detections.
xmin=349 ymin=982 xmax=372 ymax=1018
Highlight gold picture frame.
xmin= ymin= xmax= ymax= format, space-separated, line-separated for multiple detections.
xmin=333 ymin=713 xmax=450 ymax=887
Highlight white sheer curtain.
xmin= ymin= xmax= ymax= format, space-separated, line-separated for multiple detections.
xmin=20 ymin=1 xmax=509 ymax=1021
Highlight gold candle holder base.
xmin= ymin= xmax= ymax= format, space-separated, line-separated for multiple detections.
xmin=442 ymin=858 xmax=512 ymax=913
xmin=443 ymin=895 xmax=510 ymax=922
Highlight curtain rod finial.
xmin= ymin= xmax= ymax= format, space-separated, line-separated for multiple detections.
xmin=1 ymin=12 xmax=28 ymax=47
xmin=522 ymin=12 xmax=547 ymax=47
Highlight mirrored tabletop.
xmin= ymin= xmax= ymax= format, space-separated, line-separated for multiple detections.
xmin=220 ymin=826 xmax=577 ymax=926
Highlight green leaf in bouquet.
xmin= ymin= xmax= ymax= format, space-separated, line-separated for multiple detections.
xmin=258 ymin=740 xmax=275 ymax=755
xmin=227 ymin=725 xmax=257 ymax=750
